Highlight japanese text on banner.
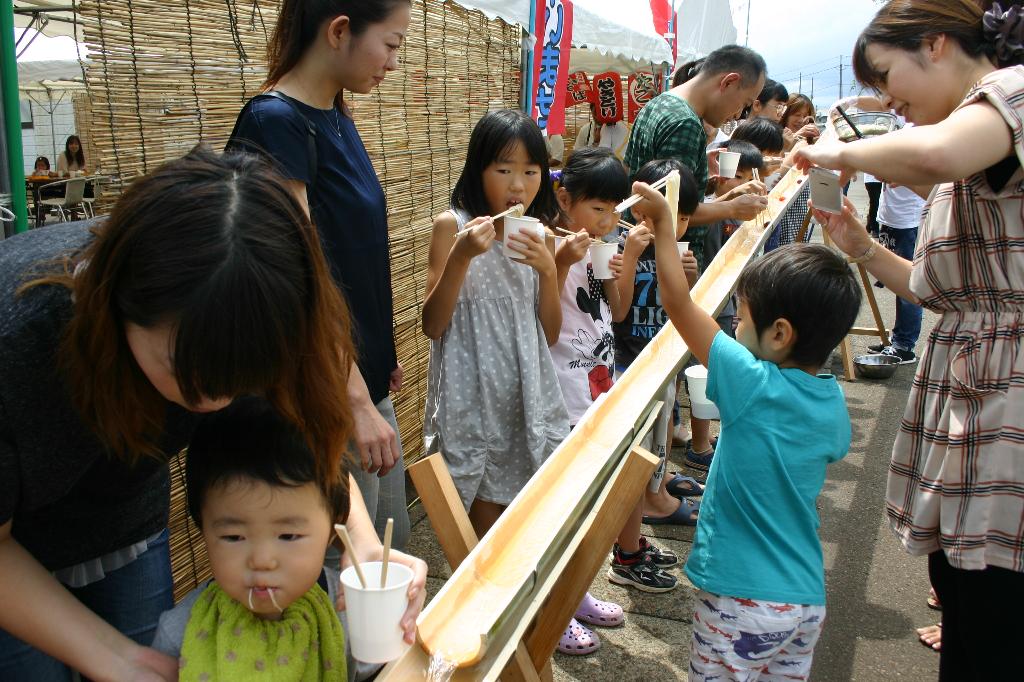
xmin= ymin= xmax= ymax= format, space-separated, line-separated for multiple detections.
xmin=532 ymin=0 xmax=573 ymax=135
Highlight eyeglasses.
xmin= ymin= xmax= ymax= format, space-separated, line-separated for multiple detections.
xmin=775 ymin=103 xmax=787 ymax=113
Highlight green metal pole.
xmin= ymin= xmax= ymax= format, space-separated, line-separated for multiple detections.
xmin=1 ymin=0 xmax=28 ymax=234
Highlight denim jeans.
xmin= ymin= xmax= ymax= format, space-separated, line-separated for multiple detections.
xmin=878 ymin=224 xmax=922 ymax=350
xmin=326 ymin=396 xmax=410 ymax=572
xmin=0 ymin=529 xmax=174 ymax=681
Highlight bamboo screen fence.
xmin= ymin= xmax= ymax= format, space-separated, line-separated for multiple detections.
xmin=72 ymin=0 xmax=522 ymax=600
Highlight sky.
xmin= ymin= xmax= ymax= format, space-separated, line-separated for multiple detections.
xmin=737 ymin=0 xmax=882 ymax=111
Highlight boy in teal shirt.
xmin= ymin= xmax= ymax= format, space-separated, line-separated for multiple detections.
xmin=632 ymin=182 xmax=861 ymax=680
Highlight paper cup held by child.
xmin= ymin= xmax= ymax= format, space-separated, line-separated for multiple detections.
xmin=676 ymin=241 xmax=690 ymax=257
xmin=503 ymin=215 xmax=546 ymax=259
xmin=340 ymin=561 xmax=413 ymax=663
xmin=589 ymin=242 xmax=618 ymax=280
xmin=685 ymin=364 xmax=720 ymax=420
xmin=717 ymin=151 xmax=741 ymax=179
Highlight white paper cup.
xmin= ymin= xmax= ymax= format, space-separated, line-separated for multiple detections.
xmin=503 ymin=215 xmax=545 ymax=259
xmin=340 ymin=561 xmax=413 ymax=663
xmin=677 ymin=241 xmax=690 ymax=257
xmin=718 ymin=151 xmax=741 ymax=179
xmin=685 ymin=364 xmax=720 ymax=420
xmin=589 ymin=242 xmax=618 ymax=279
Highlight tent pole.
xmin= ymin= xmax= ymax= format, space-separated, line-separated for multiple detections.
xmin=1 ymin=0 xmax=28 ymax=234
xmin=522 ymin=1 xmax=537 ymax=115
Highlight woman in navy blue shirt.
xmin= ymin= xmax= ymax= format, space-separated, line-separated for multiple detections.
xmin=231 ymin=0 xmax=412 ymax=550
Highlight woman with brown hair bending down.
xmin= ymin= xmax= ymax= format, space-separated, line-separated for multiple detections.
xmin=0 ymin=146 xmax=426 ymax=680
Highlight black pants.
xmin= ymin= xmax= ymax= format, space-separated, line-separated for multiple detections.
xmin=865 ymin=181 xmax=882 ymax=234
xmin=928 ymin=550 xmax=1024 ymax=681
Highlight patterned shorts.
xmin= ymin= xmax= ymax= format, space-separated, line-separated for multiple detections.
xmin=689 ymin=590 xmax=825 ymax=682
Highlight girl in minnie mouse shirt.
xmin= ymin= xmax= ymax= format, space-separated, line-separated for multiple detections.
xmin=551 ymin=147 xmax=633 ymax=418
xmin=548 ymin=148 xmax=680 ymax=656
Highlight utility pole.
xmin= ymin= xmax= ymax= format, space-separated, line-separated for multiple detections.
xmin=745 ymin=0 xmax=751 ymax=46
xmin=838 ymin=55 xmax=844 ymax=100
xmin=810 ymin=77 xmax=815 ymax=100
xmin=799 ymin=72 xmax=803 ymax=92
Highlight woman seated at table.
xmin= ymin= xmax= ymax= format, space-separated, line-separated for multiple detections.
xmin=56 ymin=135 xmax=86 ymax=178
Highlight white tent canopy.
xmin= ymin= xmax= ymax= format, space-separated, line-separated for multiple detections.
xmin=454 ymin=0 xmax=671 ymax=67
xmin=676 ymin=0 xmax=739 ymax=65
xmin=452 ymin=0 xmax=736 ymax=74
xmin=17 ymin=59 xmax=84 ymax=97
xmin=13 ymin=1 xmax=85 ymax=42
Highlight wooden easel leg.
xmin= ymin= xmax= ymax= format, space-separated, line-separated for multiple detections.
xmin=839 ymin=336 xmax=856 ymax=382
xmin=408 ymin=453 xmax=478 ymax=568
xmin=819 ymin=229 xmax=890 ymax=380
xmin=856 ymin=263 xmax=891 ymax=347
xmin=522 ymin=447 xmax=661 ymax=673
xmin=409 ymin=454 xmax=545 ymax=682
xmin=795 ymin=207 xmax=814 ymax=244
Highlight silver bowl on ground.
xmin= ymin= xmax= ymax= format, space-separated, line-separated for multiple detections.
xmin=853 ymin=353 xmax=900 ymax=380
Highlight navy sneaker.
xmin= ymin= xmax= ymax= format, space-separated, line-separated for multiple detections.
xmin=608 ymin=553 xmax=677 ymax=593
xmin=880 ymin=345 xmax=917 ymax=365
xmin=638 ymin=536 xmax=678 ymax=568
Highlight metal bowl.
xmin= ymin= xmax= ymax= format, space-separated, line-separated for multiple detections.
xmin=853 ymin=353 xmax=900 ymax=380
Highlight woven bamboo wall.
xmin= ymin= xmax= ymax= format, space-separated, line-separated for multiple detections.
xmin=74 ymin=0 xmax=522 ymax=601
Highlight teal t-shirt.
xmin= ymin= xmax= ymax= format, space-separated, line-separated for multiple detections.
xmin=684 ymin=332 xmax=851 ymax=605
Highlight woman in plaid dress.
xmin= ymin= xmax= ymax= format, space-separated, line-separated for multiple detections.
xmin=796 ymin=2 xmax=1024 ymax=680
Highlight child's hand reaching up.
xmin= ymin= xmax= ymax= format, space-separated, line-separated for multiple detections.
xmin=634 ymin=180 xmax=721 ymax=365
xmin=629 ymin=182 xmax=675 ymax=235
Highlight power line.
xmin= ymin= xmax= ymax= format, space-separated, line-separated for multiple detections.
xmin=771 ymin=55 xmax=848 ymax=82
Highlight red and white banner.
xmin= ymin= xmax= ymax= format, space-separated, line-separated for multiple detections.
xmin=627 ymin=71 xmax=661 ymax=122
xmin=566 ymin=71 xmax=593 ymax=107
xmin=592 ymin=71 xmax=624 ymax=124
xmin=532 ymin=0 xmax=574 ymax=135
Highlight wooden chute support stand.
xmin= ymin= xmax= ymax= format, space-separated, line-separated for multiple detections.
xmin=402 ymin=409 xmax=662 ymax=681
xmin=794 ymin=208 xmax=889 ymax=381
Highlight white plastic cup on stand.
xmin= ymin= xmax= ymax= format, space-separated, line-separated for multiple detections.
xmin=676 ymin=241 xmax=690 ymax=257
xmin=589 ymin=242 xmax=618 ymax=279
xmin=340 ymin=561 xmax=413 ymax=663
xmin=717 ymin=151 xmax=741 ymax=179
xmin=685 ymin=364 xmax=720 ymax=420
xmin=503 ymin=215 xmax=546 ymax=259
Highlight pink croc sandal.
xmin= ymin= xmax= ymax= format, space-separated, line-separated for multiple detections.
xmin=574 ymin=591 xmax=624 ymax=627
xmin=557 ymin=618 xmax=601 ymax=656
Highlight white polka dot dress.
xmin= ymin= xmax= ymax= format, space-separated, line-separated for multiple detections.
xmin=424 ymin=209 xmax=570 ymax=509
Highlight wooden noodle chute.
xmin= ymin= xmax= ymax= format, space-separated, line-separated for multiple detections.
xmin=406 ymin=168 xmax=807 ymax=675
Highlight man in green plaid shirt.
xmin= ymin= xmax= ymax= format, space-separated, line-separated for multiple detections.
xmin=622 ymin=45 xmax=771 ymax=527
xmin=626 ymin=45 xmax=770 ymax=249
